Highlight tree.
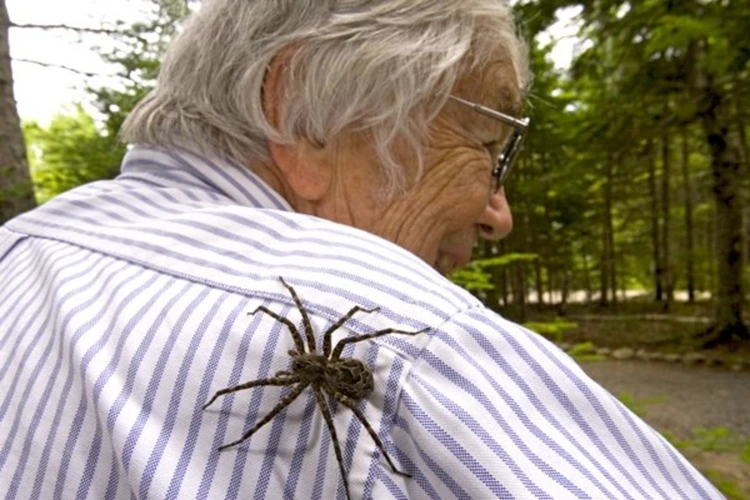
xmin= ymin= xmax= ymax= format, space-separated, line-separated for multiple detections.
xmin=672 ymin=6 xmax=749 ymax=345
xmin=0 ymin=0 xmax=35 ymax=223
xmin=8 ymin=0 xmax=191 ymax=206
xmin=680 ymin=127 xmax=696 ymax=303
xmin=514 ymin=0 xmax=749 ymax=347
xmin=88 ymin=0 xmax=191 ymax=142
xmin=24 ymin=105 xmax=123 ymax=202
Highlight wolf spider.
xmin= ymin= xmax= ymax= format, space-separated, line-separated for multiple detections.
xmin=203 ymin=277 xmax=428 ymax=499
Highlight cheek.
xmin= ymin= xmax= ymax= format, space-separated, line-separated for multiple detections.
xmin=412 ymin=154 xmax=490 ymax=254
xmin=430 ymin=152 xmax=492 ymax=222
xmin=370 ymin=148 xmax=491 ymax=265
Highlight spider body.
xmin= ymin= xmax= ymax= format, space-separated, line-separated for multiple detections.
xmin=292 ymin=352 xmax=375 ymax=400
xmin=203 ymin=277 xmax=428 ymax=500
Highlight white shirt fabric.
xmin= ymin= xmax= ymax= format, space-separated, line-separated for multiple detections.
xmin=0 ymin=145 xmax=722 ymax=499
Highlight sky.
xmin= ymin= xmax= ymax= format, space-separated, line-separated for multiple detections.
xmin=9 ymin=0 xmax=582 ymax=126
xmin=8 ymin=0 xmax=147 ymax=124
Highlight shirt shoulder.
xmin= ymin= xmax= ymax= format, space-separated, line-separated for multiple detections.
xmin=6 ymin=175 xmax=480 ymax=341
xmin=392 ymin=306 xmax=723 ymax=499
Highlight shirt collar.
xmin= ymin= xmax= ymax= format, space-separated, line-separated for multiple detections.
xmin=120 ymin=144 xmax=294 ymax=211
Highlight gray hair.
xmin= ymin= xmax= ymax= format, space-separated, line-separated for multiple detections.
xmin=121 ymin=0 xmax=529 ymax=196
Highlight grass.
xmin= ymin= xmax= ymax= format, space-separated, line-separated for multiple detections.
xmin=702 ymin=469 xmax=748 ymax=500
xmin=616 ymin=391 xmax=670 ymax=418
xmin=669 ymin=428 xmax=750 ymax=500
xmin=617 ymin=393 xmax=750 ymax=498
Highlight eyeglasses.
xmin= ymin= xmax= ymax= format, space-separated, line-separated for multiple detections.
xmin=449 ymin=95 xmax=530 ymax=192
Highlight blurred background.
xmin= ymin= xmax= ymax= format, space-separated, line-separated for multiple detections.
xmin=1 ymin=0 xmax=749 ymax=496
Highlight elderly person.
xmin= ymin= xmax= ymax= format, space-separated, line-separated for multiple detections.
xmin=0 ymin=0 xmax=720 ymax=498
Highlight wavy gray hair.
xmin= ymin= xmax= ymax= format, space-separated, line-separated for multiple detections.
xmin=121 ymin=0 xmax=529 ymax=196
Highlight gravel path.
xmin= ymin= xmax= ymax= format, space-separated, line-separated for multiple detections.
xmin=580 ymin=360 xmax=750 ymax=438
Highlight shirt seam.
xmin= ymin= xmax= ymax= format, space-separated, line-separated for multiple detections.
xmin=10 ymin=230 xmax=460 ymax=359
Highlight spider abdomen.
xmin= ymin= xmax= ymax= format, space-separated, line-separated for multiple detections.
xmin=325 ymin=358 xmax=374 ymax=399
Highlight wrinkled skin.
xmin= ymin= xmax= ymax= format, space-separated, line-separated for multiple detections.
xmin=259 ymin=53 xmax=522 ymax=275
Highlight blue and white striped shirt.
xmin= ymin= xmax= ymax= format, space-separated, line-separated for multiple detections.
xmin=0 ymin=145 xmax=722 ymax=499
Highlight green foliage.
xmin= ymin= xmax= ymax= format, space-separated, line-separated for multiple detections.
xmin=23 ymin=106 xmax=124 ymax=203
xmin=662 ymin=426 xmax=750 ymax=500
xmin=89 ymin=0 xmax=192 ymax=142
xmin=616 ymin=392 xmax=669 ymax=418
xmin=524 ymin=319 xmax=578 ymax=343
xmin=449 ymin=253 xmax=538 ymax=292
xmin=565 ymin=341 xmax=605 ymax=362
xmin=690 ymin=427 xmax=748 ymax=454
xmin=701 ymin=470 xmax=746 ymax=500
xmin=20 ymin=1 xmax=193 ymax=203
xmin=522 ymin=320 xmax=602 ymax=361
xmin=482 ymin=0 xmax=750 ymax=327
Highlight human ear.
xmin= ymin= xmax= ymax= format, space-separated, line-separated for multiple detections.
xmin=263 ymin=52 xmax=333 ymax=201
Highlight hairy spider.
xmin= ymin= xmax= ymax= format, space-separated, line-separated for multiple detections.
xmin=203 ymin=277 xmax=428 ymax=499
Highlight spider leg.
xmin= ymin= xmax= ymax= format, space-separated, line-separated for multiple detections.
xmin=203 ymin=374 xmax=300 ymax=410
xmin=278 ymin=277 xmax=318 ymax=354
xmin=323 ymin=306 xmax=380 ymax=357
xmin=334 ymin=393 xmax=411 ymax=478
xmin=313 ymin=388 xmax=352 ymax=500
xmin=331 ymin=327 xmax=429 ymax=359
xmin=249 ymin=305 xmax=306 ymax=354
xmin=218 ymin=381 xmax=309 ymax=451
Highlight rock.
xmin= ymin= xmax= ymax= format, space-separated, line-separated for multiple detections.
xmin=612 ymin=347 xmax=635 ymax=360
xmin=649 ymin=352 xmax=667 ymax=361
xmin=664 ymin=353 xmax=681 ymax=363
xmin=596 ymin=347 xmax=612 ymax=356
xmin=635 ymin=349 xmax=649 ymax=361
xmin=682 ymin=352 xmax=707 ymax=365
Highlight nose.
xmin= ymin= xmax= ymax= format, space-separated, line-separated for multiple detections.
xmin=477 ymin=187 xmax=513 ymax=240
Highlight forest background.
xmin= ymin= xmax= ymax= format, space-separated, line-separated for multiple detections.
xmin=5 ymin=0 xmax=748 ymax=349
xmin=2 ymin=0 xmax=750 ymax=496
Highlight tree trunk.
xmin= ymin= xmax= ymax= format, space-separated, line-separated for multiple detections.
xmin=699 ymin=89 xmax=749 ymax=346
xmin=0 ymin=0 xmax=36 ymax=223
xmin=686 ymin=35 xmax=748 ymax=346
xmin=681 ymin=127 xmax=696 ymax=303
xmin=607 ymin=157 xmax=618 ymax=307
xmin=661 ymin=133 xmax=674 ymax=310
xmin=599 ymin=227 xmax=609 ymax=307
xmin=482 ymin=241 xmax=501 ymax=312
xmin=647 ymin=140 xmax=664 ymax=301
xmin=707 ymin=216 xmax=716 ymax=296
xmin=513 ymin=261 xmax=527 ymax=323
xmin=737 ymin=120 xmax=749 ymax=290
xmin=599 ymin=157 xmax=616 ymax=308
xmin=534 ymin=257 xmax=544 ymax=305
xmin=560 ymin=268 xmax=570 ymax=310
xmin=582 ymin=251 xmax=593 ymax=304
xmin=497 ymin=241 xmax=509 ymax=307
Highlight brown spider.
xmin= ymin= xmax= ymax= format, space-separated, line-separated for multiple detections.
xmin=203 ymin=277 xmax=428 ymax=499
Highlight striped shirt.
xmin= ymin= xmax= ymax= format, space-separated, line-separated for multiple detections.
xmin=0 ymin=145 xmax=722 ymax=499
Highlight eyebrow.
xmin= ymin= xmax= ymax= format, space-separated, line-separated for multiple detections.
xmin=504 ymin=98 xmax=524 ymax=118
xmin=499 ymin=87 xmax=525 ymax=118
